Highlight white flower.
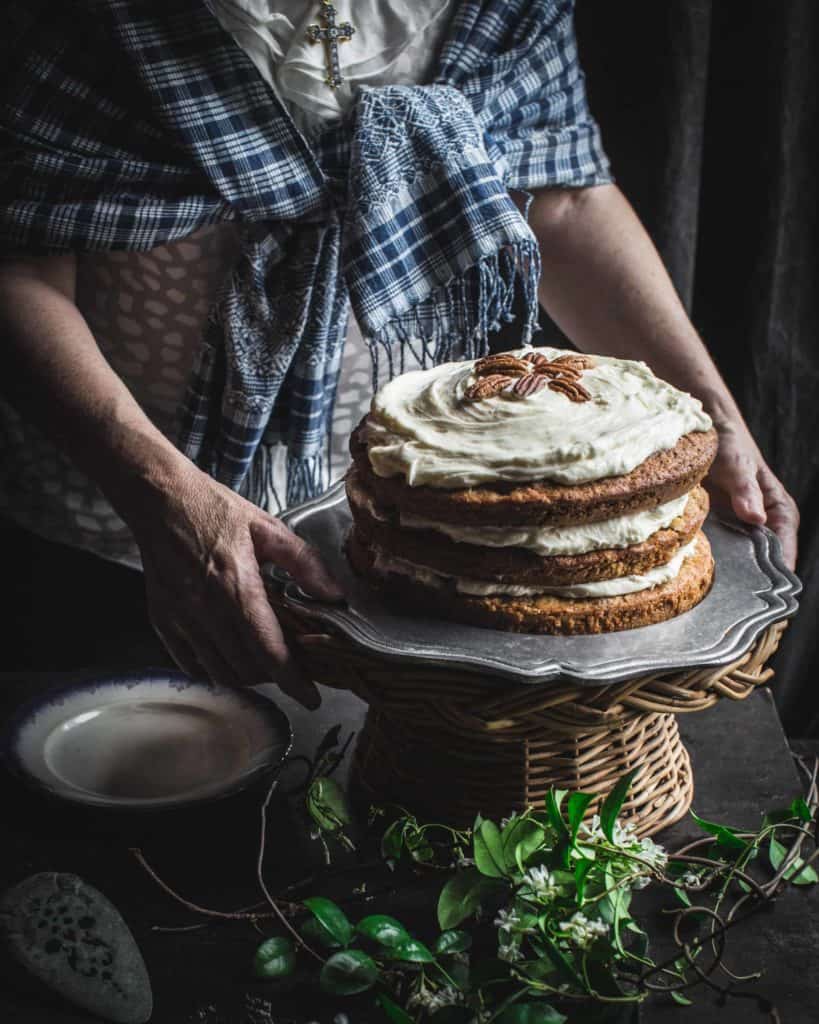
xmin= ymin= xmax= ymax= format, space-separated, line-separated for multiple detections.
xmin=522 ymin=865 xmax=563 ymax=902
xmin=580 ymin=814 xmax=604 ymax=840
xmin=612 ymin=820 xmax=638 ymax=846
xmin=408 ymin=985 xmax=463 ymax=1012
xmin=498 ymin=940 xmax=524 ymax=962
xmin=558 ymin=911 xmax=608 ymax=950
xmin=638 ymin=836 xmax=668 ymax=870
xmin=494 ymin=908 xmax=521 ymax=935
xmin=579 ymin=814 xmax=668 ymax=872
xmin=680 ymin=871 xmax=701 ymax=887
xmin=431 ymin=987 xmax=463 ymax=1011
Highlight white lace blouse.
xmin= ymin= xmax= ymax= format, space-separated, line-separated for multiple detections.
xmin=0 ymin=1 xmax=458 ymax=568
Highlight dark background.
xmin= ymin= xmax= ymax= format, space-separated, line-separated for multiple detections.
xmin=575 ymin=0 xmax=818 ymax=735
xmin=2 ymin=0 xmax=817 ymax=734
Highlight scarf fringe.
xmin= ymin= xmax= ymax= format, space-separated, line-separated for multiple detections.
xmin=240 ymin=444 xmax=327 ymax=512
xmin=285 ymin=453 xmax=326 ymax=509
xmin=243 ymin=242 xmax=540 ymax=510
xmin=367 ymin=240 xmax=541 ymax=390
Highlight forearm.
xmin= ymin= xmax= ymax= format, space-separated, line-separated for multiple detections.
xmin=527 ymin=183 xmax=748 ymax=435
xmin=0 ymin=257 xmax=194 ymax=523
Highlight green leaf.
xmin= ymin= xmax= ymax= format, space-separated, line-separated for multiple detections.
xmin=355 ymin=914 xmax=410 ymax=948
xmin=438 ymin=867 xmax=490 ymax=929
xmin=545 ymin=789 xmax=569 ymax=838
xmin=300 ymin=915 xmax=342 ymax=950
xmin=689 ymin=810 xmax=747 ymax=851
xmin=381 ymin=820 xmax=405 ymax=861
xmin=303 ymin=897 xmax=354 ymax=948
xmin=474 ymin=819 xmax=507 ymax=878
xmin=673 ymin=887 xmax=692 ymax=907
xmin=573 ymin=857 xmax=595 ymax=904
xmin=390 ymin=938 xmax=435 ymax=963
xmin=434 ymin=929 xmax=473 ymax=954
xmin=769 ymin=836 xmax=819 ymax=884
xmin=519 ymin=957 xmax=557 ymax=981
xmin=377 ymin=992 xmax=415 ymax=1024
xmin=542 ymin=937 xmax=584 ymax=989
xmin=790 ymin=796 xmax=813 ymax=822
xmin=319 ymin=949 xmax=379 ymax=995
xmin=567 ymin=792 xmax=595 ymax=845
xmin=625 ymin=921 xmax=650 ymax=961
xmin=611 ymin=888 xmax=627 ymax=956
xmin=600 ymin=768 xmax=640 ymax=843
xmin=253 ymin=936 xmax=296 ymax=979
xmin=496 ymin=1004 xmax=567 ymax=1024
xmin=307 ymin=777 xmax=353 ymax=833
xmin=502 ymin=816 xmax=545 ymax=873
xmin=405 ymin=827 xmax=435 ymax=864
xmin=670 ymin=991 xmax=693 ymax=1006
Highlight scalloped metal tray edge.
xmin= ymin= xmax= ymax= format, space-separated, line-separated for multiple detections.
xmin=269 ymin=480 xmax=801 ymax=686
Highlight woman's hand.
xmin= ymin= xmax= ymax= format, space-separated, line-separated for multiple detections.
xmin=128 ymin=462 xmax=343 ymax=708
xmin=0 ymin=255 xmax=342 ymax=706
xmin=706 ymin=413 xmax=799 ymax=571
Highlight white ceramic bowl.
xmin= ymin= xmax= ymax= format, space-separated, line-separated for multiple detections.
xmin=1 ymin=671 xmax=292 ymax=810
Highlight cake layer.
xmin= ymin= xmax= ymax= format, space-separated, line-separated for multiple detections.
xmin=346 ymin=528 xmax=715 ymax=635
xmin=350 ymin=418 xmax=718 ymax=527
xmin=366 ymin=347 xmax=714 ymax=488
xmin=346 ymin=469 xmax=709 ymax=585
xmin=401 ymin=492 xmax=691 ymax=555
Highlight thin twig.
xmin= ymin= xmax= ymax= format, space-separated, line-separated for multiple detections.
xmin=256 ymin=779 xmax=324 ymax=963
xmin=130 ymin=847 xmax=297 ymax=923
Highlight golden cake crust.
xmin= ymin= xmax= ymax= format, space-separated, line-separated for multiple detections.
xmin=346 ymin=528 xmax=715 ymax=635
xmin=350 ymin=417 xmax=718 ymax=527
xmin=346 ymin=469 xmax=709 ymax=585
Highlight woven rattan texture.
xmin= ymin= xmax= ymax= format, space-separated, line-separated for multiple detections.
xmin=274 ymin=601 xmax=785 ymax=834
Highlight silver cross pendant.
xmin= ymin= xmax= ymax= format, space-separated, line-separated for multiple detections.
xmin=306 ymin=1 xmax=355 ymax=90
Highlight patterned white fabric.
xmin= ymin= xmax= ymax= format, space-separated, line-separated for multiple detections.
xmin=210 ymin=0 xmax=456 ymax=129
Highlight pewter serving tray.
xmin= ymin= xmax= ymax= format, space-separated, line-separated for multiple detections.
xmin=266 ymin=480 xmax=801 ymax=686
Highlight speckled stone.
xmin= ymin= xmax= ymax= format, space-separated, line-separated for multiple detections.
xmin=0 ymin=873 xmax=152 ymax=1024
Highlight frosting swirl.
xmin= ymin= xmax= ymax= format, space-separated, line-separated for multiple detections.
xmin=366 ymin=347 xmax=712 ymax=488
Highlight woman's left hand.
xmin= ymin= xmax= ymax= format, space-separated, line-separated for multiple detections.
xmin=706 ymin=415 xmax=799 ymax=571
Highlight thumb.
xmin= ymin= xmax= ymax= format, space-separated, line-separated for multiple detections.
xmin=730 ymin=474 xmax=767 ymax=527
xmin=251 ymin=517 xmax=344 ymax=601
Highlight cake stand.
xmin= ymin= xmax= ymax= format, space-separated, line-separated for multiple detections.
xmin=266 ymin=481 xmax=801 ymax=835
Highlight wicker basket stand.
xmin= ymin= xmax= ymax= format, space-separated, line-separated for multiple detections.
xmin=275 ymin=599 xmax=786 ymax=836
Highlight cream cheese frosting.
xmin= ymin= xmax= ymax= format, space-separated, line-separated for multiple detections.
xmin=366 ymin=346 xmax=713 ymax=489
xmin=401 ymin=494 xmax=690 ymax=555
xmin=370 ymin=536 xmax=700 ymax=599
xmin=350 ymin=478 xmax=690 ymax=556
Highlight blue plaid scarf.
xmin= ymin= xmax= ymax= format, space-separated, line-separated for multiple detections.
xmin=1 ymin=0 xmax=610 ymax=507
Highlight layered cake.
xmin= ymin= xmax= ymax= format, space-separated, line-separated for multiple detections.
xmin=345 ymin=348 xmax=718 ymax=634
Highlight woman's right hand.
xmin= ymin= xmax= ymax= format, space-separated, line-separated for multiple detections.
xmin=1 ymin=256 xmax=341 ymax=708
xmin=127 ymin=462 xmax=343 ymax=709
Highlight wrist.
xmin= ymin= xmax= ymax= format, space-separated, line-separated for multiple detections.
xmin=689 ymin=383 xmax=741 ymax=430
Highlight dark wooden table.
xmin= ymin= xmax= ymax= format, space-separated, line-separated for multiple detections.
xmin=1 ymin=672 xmax=816 ymax=1024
